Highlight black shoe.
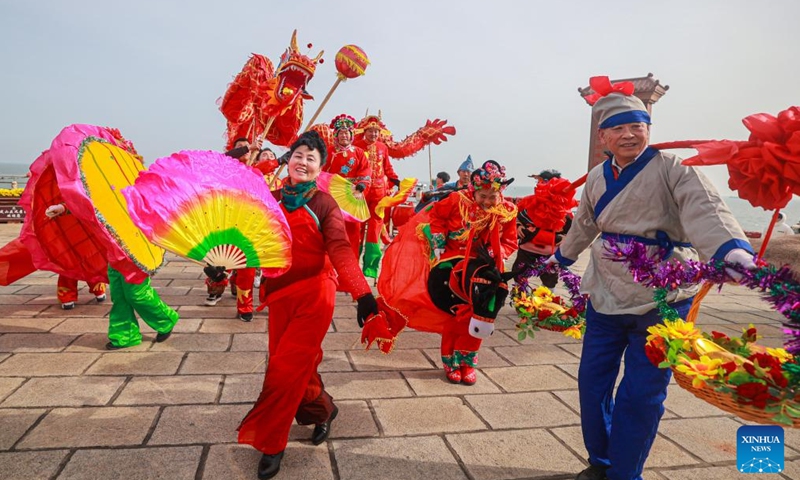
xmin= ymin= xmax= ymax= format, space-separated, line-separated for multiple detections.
xmin=576 ymin=465 xmax=608 ymax=480
xmin=238 ymin=312 xmax=253 ymax=322
xmin=105 ymin=342 xmax=125 ymax=350
xmin=311 ymin=406 xmax=339 ymax=445
xmin=257 ymin=451 xmax=284 ymax=480
xmin=155 ymin=330 xmax=172 ymax=343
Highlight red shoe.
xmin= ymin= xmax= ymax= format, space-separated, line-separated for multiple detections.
xmin=460 ymin=366 xmax=477 ymax=386
xmin=444 ymin=366 xmax=461 ymax=384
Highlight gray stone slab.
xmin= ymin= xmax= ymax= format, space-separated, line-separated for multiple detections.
xmin=0 ymin=317 xmax=65 ymax=333
xmin=0 ymin=304 xmax=49 ymax=317
xmin=230 ymin=333 xmax=268 ymax=351
xmin=2 ymin=376 xmax=125 ymax=407
xmin=0 ymin=352 xmax=98 ymax=376
xmin=0 ymin=332 xmax=76 ymax=352
xmin=424 ymin=348 xmax=511 ymax=368
xmin=58 ymin=446 xmax=202 ymax=480
xmin=467 ymin=392 xmax=580 ymax=429
xmin=404 ymin=369 xmax=501 ymax=396
xmin=663 ymin=383 xmax=734 ymax=418
xmin=0 ymin=450 xmax=69 ymax=480
xmin=51 ymin=318 xmax=111 ymax=334
xmin=220 ymin=374 xmax=263 ymax=404
xmin=63 ymin=333 xmax=153 ymax=352
xmin=0 ymin=377 xmax=24 ymax=402
xmin=557 ymin=363 xmax=580 ymax=379
xmin=447 ymin=429 xmax=587 ymax=480
xmin=114 ymin=375 xmax=222 ymax=406
xmin=372 ymin=397 xmax=486 ymax=435
xmin=321 ymin=332 xmax=362 ymax=351
xmin=149 ymin=333 xmax=231 ymax=352
xmin=391 ymin=331 xmax=450 ymax=349
xmin=199 ymin=317 xmax=267 ymax=334
xmin=0 ymin=408 xmax=46 ymax=449
xmin=334 ymin=436 xmax=467 ymax=480
xmin=657 ymin=465 xmax=763 ymax=479
xmin=323 ymin=371 xmax=414 ymax=400
xmin=36 ymin=303 xmax=110 ymax=317
xmin=318 ymin=350 xmax=353 ymax=372
xmin=179 ymin=305 xmax=251 ymax=319
xmin=202 ymin=443 xmax=334 ymax=480
xmin=17 ymin=406 xmax=159 ymax=449
xmin=85 ymin=352 xmax=184 ymax=376
xmin=180 ymin=352 xmax=267 ymax=374
xmin=494 ymin=344 xmax=581 ymax=365
xmin=557 ymin=342 xmax=584 ymax=358
xmin=482 ymin=365 xmax=578 ymax=392
xmin=348 ymin=348 xmax=435 ymax=372
xmin=148 ymin=404 xmax=250 ymax=445
xmin=481 ymin=329 xmax=524 ymax=347
xmin=658 ymin=417 xmax=742 ymax=463
xmin=552 ymin=426 xmax=700 ymax=469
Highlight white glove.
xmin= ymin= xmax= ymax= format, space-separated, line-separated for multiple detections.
xmin=45 ymin=204 xmax=66 ymax=218
xmin=724 ymin=248 xmax=757 ymax=282
xmin=434 ymin=248 xmax=444 ymax=261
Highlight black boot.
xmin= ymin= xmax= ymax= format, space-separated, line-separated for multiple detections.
xmin=575 ymin=464 xmax=608 ymax=480
xmin=257 ymin=451 xmax=284 ymax=479
xmin=311 ymin=406 xmax=339 ymax=445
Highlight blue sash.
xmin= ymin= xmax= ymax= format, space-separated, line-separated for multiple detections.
xmin=594 ymin=147 xmax=659 ymax=221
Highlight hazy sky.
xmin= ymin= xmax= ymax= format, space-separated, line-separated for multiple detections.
xmin=2 ymin=0 xmax=799 ymax=196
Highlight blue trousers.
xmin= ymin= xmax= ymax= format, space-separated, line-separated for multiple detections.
xmin=578 ymin=298 xmax=692 ymax=480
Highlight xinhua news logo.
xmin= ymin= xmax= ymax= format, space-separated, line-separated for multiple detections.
xmin=737 ymin=425 xmax=784 ymax=474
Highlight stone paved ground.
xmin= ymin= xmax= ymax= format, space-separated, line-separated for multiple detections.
xmin=0 ymin=223 xmax=797 ymax=480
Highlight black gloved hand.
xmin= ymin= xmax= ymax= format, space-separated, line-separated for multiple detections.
xmin=355 ymin=183 xmax=366 ymax=193
xmin=389 ymin=178 xmax=401 ymax=188
xmin=277 ymin=152 xmax=291 ymax=165
xmin=203 ymin=265 xmax=227 ymax=283
xmin=356 ymin=293 xmax=379 ymax=328
xmin=224 ymin=146 xmax=249 ymax=160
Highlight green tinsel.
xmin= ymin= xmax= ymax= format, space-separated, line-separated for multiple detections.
xmin=654 ymin=288 xmax=680 ymax=321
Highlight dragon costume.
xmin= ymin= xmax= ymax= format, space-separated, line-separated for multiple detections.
xmin=219 ymin=30 xmax=323 ymax=149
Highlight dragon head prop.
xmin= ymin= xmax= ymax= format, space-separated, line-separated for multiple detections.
xmin=274 ymin=30 xmax=323 ymax=107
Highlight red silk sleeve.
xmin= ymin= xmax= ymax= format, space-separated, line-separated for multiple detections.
xmin=383 ymin=153 xmax=399 ymax=183
xmin=354 ymin=148 xmax=373 ymax=190
xmin=318 ymin=193 xmax=372 ymax=299
xmin=499 ymin=218 xmax=519 ymax=260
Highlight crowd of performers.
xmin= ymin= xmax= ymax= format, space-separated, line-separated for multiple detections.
xmin=11 ymin=87 xmax=763 ymax=480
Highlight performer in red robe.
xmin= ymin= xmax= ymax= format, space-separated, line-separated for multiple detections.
xmin=238 ymin=131 xmax=378 ymax=480
xmin=421 ymin=160 xmax=518 ymax=384
xmin=321 ymin=114 xmax=372 ymax=259
xmin=56 ymin=274 xmax=106 ymax=310
xmin=353 ymin=115 xmax=400 ymax=277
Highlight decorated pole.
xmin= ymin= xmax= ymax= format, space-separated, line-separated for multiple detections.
xmin=427 ymin=145 xmax=433 ymax=191
xmin=270 ymin=45 xmax=370 ymax=188
xmin=303 ymin=44 xmax=370 ymax=132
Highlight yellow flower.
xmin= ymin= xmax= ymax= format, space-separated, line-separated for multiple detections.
xmin=663 ymin=319 xmax=702 ymax=341
xmin=533 ymin=286 xmax=553 ymax=301
xmin=563 ymin=325 xmax=583 ymax=340
xmin=675 ymin=355 xmax=726 ymax=388
xmin=766 ymin=347 xmax=794 ymax=364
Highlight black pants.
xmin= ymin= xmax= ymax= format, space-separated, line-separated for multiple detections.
xmin=512 ymin=249 xmax=558 ymax=288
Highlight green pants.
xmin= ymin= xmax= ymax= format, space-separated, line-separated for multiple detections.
xmin=107 ymin=266 xmax=179 ymax=347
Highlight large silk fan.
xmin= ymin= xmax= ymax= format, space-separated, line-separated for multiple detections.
xmin=123 ymin=151 xmax=292 ymax=275
xmin=375 ymin=177 xmax=418 ymax=219
xmin=316 ymin=171 xmax=370 ymax=222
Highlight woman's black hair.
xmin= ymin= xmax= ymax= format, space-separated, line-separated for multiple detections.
xmin=288 ymin=130 xmax=328 ymax=165
xmin=436 ymin=171 xmax=451 ymax=183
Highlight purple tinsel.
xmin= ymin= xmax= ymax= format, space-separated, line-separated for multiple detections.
xmin=604 ymin=241 xmax=800 ymax=353
xmin=518 ymin=258 xmax=588 ymax=313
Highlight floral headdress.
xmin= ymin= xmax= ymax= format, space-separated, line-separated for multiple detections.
xmin=469 ymin=160 xmax=514 ymax=192
xmin=330 ymin=113 xmax=356 ymax=133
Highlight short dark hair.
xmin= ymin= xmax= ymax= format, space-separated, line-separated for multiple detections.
xmin=436 ymin=171 xmax=450 ymax=183
xmin=289 ymin=131 xmax=327 ymax=165
xmin=233 ymin=137 xmax=249 ymax=146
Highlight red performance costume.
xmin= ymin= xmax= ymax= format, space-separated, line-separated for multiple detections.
xmin=321 ymin=114 xmax=371 ymax=258
xmin=238 ymin=187 xmax=371 ymax=456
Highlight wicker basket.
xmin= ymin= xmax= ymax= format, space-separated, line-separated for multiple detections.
xmin=673 ymin=282 xmax=800 ymax=427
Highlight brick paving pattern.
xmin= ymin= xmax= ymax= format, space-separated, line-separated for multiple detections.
xmin=0 ymin=224 xmax=796 ymax=479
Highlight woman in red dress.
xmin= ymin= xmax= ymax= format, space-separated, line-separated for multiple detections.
xmin=237 ymin=131 xmax=378 ymax=480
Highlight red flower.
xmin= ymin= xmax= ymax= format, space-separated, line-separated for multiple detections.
xmin=745 ymin=353 xmax=788 ymax=388
xmin=711 ymin=331 xmax=730 ymax=341
xmin=537 ymin=309 xmax=553 ymax=321
xmin=721 ymin=361 xmax=737 ymax=375
xmin=736 ymin=382 xmax=776 ymax=409
xmin=645 ymin=337 xmax=667 ymax=366
xmin=743 ymin=327 xmax=758 ymax=343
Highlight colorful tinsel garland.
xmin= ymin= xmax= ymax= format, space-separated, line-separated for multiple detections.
xmin=510 ymin=259 xmax=588 ymax=339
